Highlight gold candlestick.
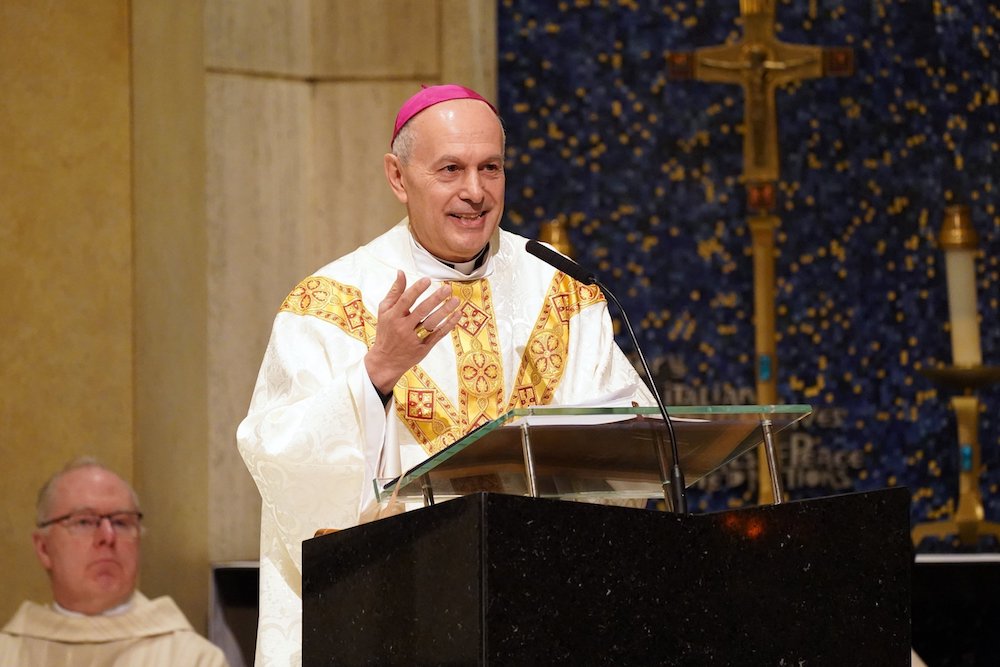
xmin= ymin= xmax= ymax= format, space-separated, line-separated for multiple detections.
xmin=911 ymin=375 xmax=1000 ymax=546
xmin=912 ymin=205 xmax=1000 ymax=546
xmin=538 ymin=219 xmax=575 ymax=258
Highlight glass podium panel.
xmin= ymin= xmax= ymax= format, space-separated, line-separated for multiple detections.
xmin=375 ymin=404 xmax=811 ymax=505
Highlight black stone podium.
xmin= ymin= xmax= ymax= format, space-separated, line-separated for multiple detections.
xmin=302 ymin=488 xmax=912 ymax=666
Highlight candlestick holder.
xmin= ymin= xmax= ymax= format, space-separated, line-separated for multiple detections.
xmin=538 ymin=219 xmax=575 ymax=258
xmin=913 ymin=365 xmax=1000 ymax=546
xmin=914 ymin=203 xmax=997 ymax=546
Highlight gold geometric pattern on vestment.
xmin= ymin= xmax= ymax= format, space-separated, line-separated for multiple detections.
xmin=279 ymin=272 xmax=603 ymax=456
xmin=458 ymin=301 xmax=489 ymax=337
xmin=397 ymin=366 xmax=464 ymax=454
xmin=279 ymin=276 xmax=375 ymax=345
xmin=505 ymin=273 xmax=604 ymax=411
xmin=526 ymin=330 xmax=565 ymax=379
xmin=450 ymin=280 xmax=505 ymax=437
xmin=459 ymin=348 xmax=503 ymax=396
xmin=404 ymin=388 xmax=435 ymax=421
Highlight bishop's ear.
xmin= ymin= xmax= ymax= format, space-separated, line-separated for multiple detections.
xmin=383 ymin=153 xmax=409 ymax=205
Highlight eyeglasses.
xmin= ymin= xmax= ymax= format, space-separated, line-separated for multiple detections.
xmin=37 ymin=511 xmax=144 ymax=539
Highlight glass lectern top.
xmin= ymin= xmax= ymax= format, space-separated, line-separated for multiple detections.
xmin=375 ymin=404 xmax=811 ymax=504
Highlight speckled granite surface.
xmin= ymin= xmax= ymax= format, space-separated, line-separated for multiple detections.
xmin=303 ymin=489 xmax=910 ymax=666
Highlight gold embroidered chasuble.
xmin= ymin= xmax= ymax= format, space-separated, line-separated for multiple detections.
xmin=240 ymin=222 xmax=657 ymax=667
xmin=280 ymin=271 xmax=605 ymax=455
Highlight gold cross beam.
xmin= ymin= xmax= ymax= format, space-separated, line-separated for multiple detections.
xmin=667 ymin=0 xmax=853 ymax=193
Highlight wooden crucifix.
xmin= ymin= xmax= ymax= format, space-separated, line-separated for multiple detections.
xmin=666 ymin=0 xmax=853 ymax=504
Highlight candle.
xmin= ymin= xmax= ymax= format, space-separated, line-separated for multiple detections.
xmin=944 ymin=248 xmax=982 ymax=366
xmin=939 ymin=205 xmax=982 ymax=367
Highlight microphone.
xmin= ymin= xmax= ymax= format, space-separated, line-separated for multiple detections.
xmin=525 ymin=239 xmax=688 ymax=513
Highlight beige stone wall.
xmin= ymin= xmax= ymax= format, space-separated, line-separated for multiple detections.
xmin=1 ymin=0 xmax=496 ymax=633
xmin=203 ymin=0 xmax=498 ymax=571
xmin=0 ymin=1 xmax=134 ymax=624
xmin=131 ymin=0 xmax=212 ymax=631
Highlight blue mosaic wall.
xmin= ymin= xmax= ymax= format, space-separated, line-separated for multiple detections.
xmin=498 ymin=0 xmax=999 ymax=549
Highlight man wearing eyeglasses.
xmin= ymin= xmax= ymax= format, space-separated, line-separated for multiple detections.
xmin=0 ymin=457 xmax=228 ymax=666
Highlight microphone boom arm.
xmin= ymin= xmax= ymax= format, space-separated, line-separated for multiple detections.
xmin=596 ymin=279 xmax=688 ymax=514
xmin=524 ymin=239 xmax=688 ymax=513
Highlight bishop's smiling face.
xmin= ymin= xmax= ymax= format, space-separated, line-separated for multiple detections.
xmin=384 ymin=98 xmax=505 ymax=263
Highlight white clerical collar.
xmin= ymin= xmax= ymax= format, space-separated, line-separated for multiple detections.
xmin=53 ymin=594 xmax=135 ymax=618
xmin=409 ymin=233 xmax=491 ymax=279
xmin=444 ymin=245 xmax=489 ymax=274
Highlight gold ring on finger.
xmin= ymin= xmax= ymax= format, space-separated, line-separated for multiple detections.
xmin=415 ymin=324 xmax=433 ymax=341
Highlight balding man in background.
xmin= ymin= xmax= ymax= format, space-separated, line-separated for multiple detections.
xmin=0 ymin=457 xmax=227 ymax=666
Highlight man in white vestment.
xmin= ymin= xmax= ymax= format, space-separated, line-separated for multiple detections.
xmin=0 ymin=457 xmax=228 ymax=666
xmin=237 ymin=84 xmax=655 ymax=666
